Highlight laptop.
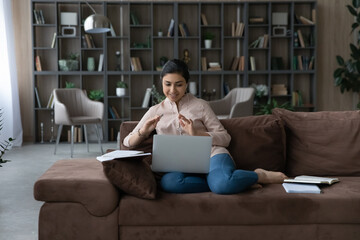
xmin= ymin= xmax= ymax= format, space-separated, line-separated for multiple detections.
xmin=151 ymin=134 xmax=212 ymax=173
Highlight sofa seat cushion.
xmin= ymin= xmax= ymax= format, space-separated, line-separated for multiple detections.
xmin=273 ymin=109 xmax=360 ymax=176
xmin=220 ymin=115 xmax=286 ymax=172
xmin=118 ymin=177 xmax=360 ymax=226
xmin=34 ymin=159 xmax=120 ymax=217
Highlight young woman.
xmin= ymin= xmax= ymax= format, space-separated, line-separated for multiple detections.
xmin=123 ymin=59 xmax=287 ymax=194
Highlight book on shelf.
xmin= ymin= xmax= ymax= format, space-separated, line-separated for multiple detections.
xmin=35 ymin=56 xmax=42 ymax=71
xmin=308 ymin=56 xmax=315 ymax=70
xmin=249 ymin=56 xmax=256 ymax=71
xmin=201 ymin=13 xmax=208 ymax=26
xmin=111 ymin=106 xmax=120 ymax=119
xmin=98 ymin=54 xmax=104 ymax=72
xmin=130 ymin=57 xmax=142 ymax=71
xmin=78 ymin=127 xmax=82 ymax=143
xmin=271 ymin=84 xmax=287 ymax=96
xmin=84 ymin=34 xmax=93 ymax=48
xmin=230 ymin=57 xmax=240 ymax=70
xmin=284 ymin=175 xmax=339 ymax=185
xmin=299 ymin=16 xmax=314 ymax=25
xmin=201 ymin=57 xmax=207 ymax=71
xmin=297 ymin=55 xmax=304 ymax=70
xmin=249 ymin=17 xmax=264 ymax=24
xmin=282 ymin=183 xmax=321 ymax=194
xmin=238 ymin=56 xmax=245 ymax=71
xmin=233 ymin=22 xmax=245 ymax=37
xmin=297 ymin=29 xmax=305 ymax=48
xmin=312 ymin=9 xmax=316 ymax=24
xmin=142 ymin=88 xmax=152 ymax=108
xmin=34 ymin=87 xmax=41 ymax=108
xmin=46 ymin=92 xmax=54 ymax=109
xmin=223 ymin=82 xmax=230 ymax=95
xmin=291 ymin=90 xmax=303 ymax=106
xmin=108 ymin=106 xmax=116 ymax=119
xmin=33 ymin=9 xmax=45 ymax=24
xmin=167 ymin=18 xmax=175 ymax=37
xmin=109 ymin=23 xmax=116 ymax=37
xmin=178 ymin=23 xmax=190 ymax=37
xmin=51 ymin=32 xmax=57 ymax=48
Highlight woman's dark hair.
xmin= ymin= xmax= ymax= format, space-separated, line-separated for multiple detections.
xmin=160 ymin=59 xmax=190 ymax=83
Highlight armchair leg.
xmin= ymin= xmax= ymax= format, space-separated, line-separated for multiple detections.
xmin=83 ymin=125 xmax=89 ymax=152
xmin=54 ymin=125 xmax=63 ymax=155
xmin=71 ymin=125 xmax=75 ymax=158
xmin=95 ymin=124 xmax=103 ymax=154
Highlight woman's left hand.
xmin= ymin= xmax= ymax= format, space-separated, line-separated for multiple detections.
xmin=178 ymin=114 xmax=196 ymax=136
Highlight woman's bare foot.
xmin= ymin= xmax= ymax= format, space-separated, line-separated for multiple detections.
xmin=255 ymin=168 xmax=288 ymax=184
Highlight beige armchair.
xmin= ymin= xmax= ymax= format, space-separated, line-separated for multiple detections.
xmin=53 ymin=88 xmax=104 ymax=157
xmin=208 ymin=87 xmax=255 ymax=119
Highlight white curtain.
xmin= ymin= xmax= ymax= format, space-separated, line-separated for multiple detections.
xmin=0 ymin=0 xmax=23 ymax=147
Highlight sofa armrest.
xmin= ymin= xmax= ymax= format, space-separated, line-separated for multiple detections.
xmin=34 ymin=158 xmax=120 ymax=217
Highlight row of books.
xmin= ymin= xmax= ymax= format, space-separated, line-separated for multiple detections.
xmin=82 ymin=34 xmax=96 ymax=48
xmin=166 ymin=19 xmax=192 ymax=37
xmin=294 ymin=29 xmax=315 ymax=48
xmin=229 ymin=56 xmax=245 ymax=71
xmin=271 ymin=84 xmax=288 ymax=96
xmin=108 ymin=106 xmax=121 ymax=119
xmin=34 ymin=87 xmax=54 ymax=109
xmin=249 ymin=34 xmax=269 ymax=48
xmin=293 ymin=55 xmax=315 ymax=70
xmin=130 ymin=57 xmax=143 ymax=71
xmin=33 ymin=10 xmax=45 ymax=24
xmin=292 ymin=90 xmax=303 ymax=107
xmin=67 ymin=127 xmax=83 ymax=143
xmin=201 ymin=57 xmax=223 ymax=71
xmin=231 ymin=22 xmax=245 ymax=37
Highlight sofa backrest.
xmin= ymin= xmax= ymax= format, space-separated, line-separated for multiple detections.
xmin=273 ymin=108 xmax=360 ymax=177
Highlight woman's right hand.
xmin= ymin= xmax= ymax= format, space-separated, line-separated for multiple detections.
xmin=140 ymin=114 xmax=162 ymax=136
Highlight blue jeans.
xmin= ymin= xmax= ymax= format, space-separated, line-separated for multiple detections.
xmin=160 ymin=153 xmax=258 ymax=194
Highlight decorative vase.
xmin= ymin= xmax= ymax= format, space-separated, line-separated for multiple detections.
xmin=116 ymin=88 xmax=126 ymax=97
xmin=204 ymin=39 xmax=212 ymax=49
xmin=189 ymin=82 xmax=197 ymax=95
xmin=87 ymin=57 xmax=95 ymax=71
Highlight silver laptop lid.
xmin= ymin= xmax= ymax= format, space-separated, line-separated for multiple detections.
xmin=151 ymin=134 xmax=212 ymax=173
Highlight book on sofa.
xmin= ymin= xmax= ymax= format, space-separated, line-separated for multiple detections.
xmin=282 ymin=183 xmax=321 ymax=194
xmin=96 ymin=150 xmax=151 ymax=162
xmin=284 ymin=175 xmax=339 ymax=185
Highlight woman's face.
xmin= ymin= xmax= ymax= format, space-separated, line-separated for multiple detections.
xmin=162 ymin=73 xmax=187 ymax=104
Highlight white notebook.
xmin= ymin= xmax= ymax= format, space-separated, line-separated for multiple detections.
xmin=282 ymin=183 xmax=321 ymax=194
xmin=96 ymin=150 xmax=151 ymax=162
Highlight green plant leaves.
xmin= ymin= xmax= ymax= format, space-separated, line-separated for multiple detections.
xmin=353 ymin=0 xmax=360 ymax=8
xmin=336 ymin=56 xmax=345 ymax=66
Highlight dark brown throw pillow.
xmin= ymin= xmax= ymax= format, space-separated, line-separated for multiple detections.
xmin=220 ymin=115 xmax=286 ymax=172
xmin=102 ymin=155 xmax=157 ymax=199
xmin=273 ymin=108 xmax=360 ymax=177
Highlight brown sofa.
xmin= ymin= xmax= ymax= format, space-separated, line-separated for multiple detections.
xmin=34 ymin=109 xmax=360 ymax=240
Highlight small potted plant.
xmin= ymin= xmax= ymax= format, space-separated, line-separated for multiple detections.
xmin=203 ymin=31 xmax=215 ymax=49
xmin=58 ymin=52 xmax=79 ymax=71
xmin=88 ymin=89 xmax=104 ymax=101
xmin=65 ymin=81 xmax=75 ymax=88
xmin=116 ymin=81 xmax=128 ymax=97
xmin=0 ymin=109 xmax=14 ymax=167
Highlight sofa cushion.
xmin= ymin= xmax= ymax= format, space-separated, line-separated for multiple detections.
xmin=102 ymin=156 xmax=157 ymax=199
xmin=34 ymin=159 xmax=119 ymax=217
xmin=118 ymin=177 xmax=360 ymax=226
xmin=273 ymin=108 xmax=360 ymax=176
xmin=220 ymin=115 xmax=286 ymax=172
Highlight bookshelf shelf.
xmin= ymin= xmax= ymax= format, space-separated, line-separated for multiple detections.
xmin=32 ymin=0 xmax=317 ymax=142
